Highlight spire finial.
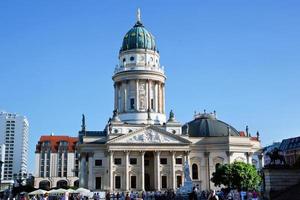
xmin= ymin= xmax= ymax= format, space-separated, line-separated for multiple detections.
xmin=137 ymin=8 xmax=141 ymax=22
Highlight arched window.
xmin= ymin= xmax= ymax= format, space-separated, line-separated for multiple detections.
xmin=57 ymin=180 xmax=68 ymax=188
xmin=192 ymin=164 xmax=198 ymax=180
xmin=39 ymin=180 xmax=50 ymax=190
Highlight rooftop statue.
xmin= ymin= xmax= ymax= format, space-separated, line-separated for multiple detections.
xmin=266 ymin=147 xmax=286 ymax=166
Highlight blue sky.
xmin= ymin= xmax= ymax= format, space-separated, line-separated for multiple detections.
xmin=1 ymin=0 xmax=300 ymax=173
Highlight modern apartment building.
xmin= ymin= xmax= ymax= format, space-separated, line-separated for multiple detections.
xmin=34 ymin=135 xmax=79 ymax=189
xmin=0 ymin=112 xmax=29 ymax=181
xmin=0 ymin=144 xmax=5 ymax=181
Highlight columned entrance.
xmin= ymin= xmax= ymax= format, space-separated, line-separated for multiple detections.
xmin=144 ymin=151 xmax=155 ymax=191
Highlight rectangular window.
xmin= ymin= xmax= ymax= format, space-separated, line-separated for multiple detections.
xmin=115 ymin=176 xmax=121 ymax=189
xmin=160 ymin=158 xmax=167 ymax=165
xmin=95 ymin=177 xmax=101 ymax=189
xmin=162 ymin=176 xmax=167 ymax=189
xmin=130 ymin=98 xmax=135 ymax=109
xmin=151 ymin=99 xmax=154 ymax=109
xmin=177 ymin=176 xmax=182 ymax=188
xmin=95 ymin=159 xmax=102 ymax=166
xmin=114 ymin=158 xmax=122 ymax=165
xmin=176 ymin=158 xmax=182 ymax=164
xmin=130 ymin=158 xmax=137 ymax=165
xmin=131 ymin=176 xmax=136 ymax=189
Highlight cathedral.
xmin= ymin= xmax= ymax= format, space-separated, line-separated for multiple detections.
xmin=78 ymin=10 xmax=262 ymax=192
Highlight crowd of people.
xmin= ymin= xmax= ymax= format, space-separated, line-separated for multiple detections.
xmin=25 ymin=188 xmax=260 ymax=200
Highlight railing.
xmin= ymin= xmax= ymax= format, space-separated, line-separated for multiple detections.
xmin=114 ymin=64 xmax=164 ymax=74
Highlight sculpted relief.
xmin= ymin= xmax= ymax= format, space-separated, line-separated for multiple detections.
xmin=139 ymin=81 xmax=147 ymax=111
xmin=126 ymin=129 xmax=176 ymax=143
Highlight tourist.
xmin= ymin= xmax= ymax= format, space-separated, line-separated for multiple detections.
xmin=207 ymin=190 xmax=219 ymax=200
xmin=252 ymin=190 xmax=258 ymax=200
xmin=105 ymin=192 xmax=110 ymax=200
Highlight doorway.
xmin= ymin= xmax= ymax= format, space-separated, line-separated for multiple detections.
xmin=144 ymin=151 xmax=155 ymax=191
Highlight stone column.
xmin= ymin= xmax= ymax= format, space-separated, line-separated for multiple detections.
xmin=162 ymin=83 xmax=165 ymax=113
xmin=258 ymin=154 xmax=263 ymax=169
xmin=154 ymin=151 xmax=161 ymax=190
xmin=158 ymin=83 xmax=161 ymax=113
xmin=171 ymin=151 xmax=176 ymax=190
xmin=88 ymin=153 xmax=94 ymax=189
xmin=108 ymin=151 xmax=114 ymax=191
xmin=155 ymin=82 xmax=158 ymax=112
xmin=204 ymin=152 xmax=210 ymax=190
xmin=114 ymin=83 xmax=117 ymax=110
xmin=123 ymin=81 xmax=127 ymax=112
xmin=147 ymin=80 xmax=151 ymax=110
xmin=79 ymin=153 xmax=86 ymax=187
xmin=125 ymin=151 xmax=129 ymax=191
xmin=146 ymin=80 xmax=149 ymax=110
xmin=246 ymin=152 xmax=253 ymax=164
xmin=136 ymin=80 xmax=139 ymax=110
xmin=141 ymin=151 xmax=145 ymax=191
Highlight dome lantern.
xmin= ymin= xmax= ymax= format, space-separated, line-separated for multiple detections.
xmin=120 ymin=9 xmax=157 ymax=52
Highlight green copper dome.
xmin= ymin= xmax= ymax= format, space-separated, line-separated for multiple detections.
xmin=121 ymin=21 xmax=157 ymax=52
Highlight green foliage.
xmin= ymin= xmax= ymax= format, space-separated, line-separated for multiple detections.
xmin=211 ymin=161 xmax=262 ymax=190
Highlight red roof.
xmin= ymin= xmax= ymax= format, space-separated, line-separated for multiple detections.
xmin=35 ymin=135 xmax=78 ymax=153
xmin=239 ymin=131 xmax=246 ymax=137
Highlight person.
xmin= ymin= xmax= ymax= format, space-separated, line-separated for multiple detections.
xmin=125 ymin=193 xmax=130 ymax=200
xmin=252 ymin=190 xmax=258 ymax=200
xmin=207 ymin=190 xmax=219 ymax=200
xmin=105 ymin=192 xmax=110 ymax=200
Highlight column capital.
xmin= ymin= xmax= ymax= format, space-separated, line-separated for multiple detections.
xmin=245 ymin=152 xmax=253 ymax=156
xmin=204 ymin=151 xmax=210 ymax=157
xmin=140 ymin=151 xmax=145 ymax=156
xmin=155 ymin=151 xmax=161 ymax=156
xmin=225 ymin=151 xmax=233 ymax=157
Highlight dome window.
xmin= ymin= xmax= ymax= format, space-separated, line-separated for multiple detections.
xmin=130 ymin=56 xmax=135 ymax=61
xmin=123 ymin=58 xmax=126 ymax=62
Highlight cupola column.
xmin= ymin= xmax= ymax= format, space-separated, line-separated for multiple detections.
xmin=136 ymin=80 xmax=139 ymax=110
xmin=155 ymin=81 xmax=158 ymax=112
xmin=114 ymin=83 xmax=117 ymax=110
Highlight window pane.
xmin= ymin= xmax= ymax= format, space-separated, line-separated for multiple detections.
xmin=131 ymin=176 xmax=136 ymax=189
xmin=160 ymin=158 xmax=167 ymax=165
xmin=115 ymin=176 xmax=121 ymax=189
xmin=177 ymin=176 xmax=182 ymax=188
xmin=130 ymin=158 xmax=137 ymax=165
xmin=176 ymin=158 xmax=182 ymax=164
xmin=96 ymin=177 xmax=101 ymax=189
xmin=192 ymin=164 xmax=198 ymax=180
xmin=114 ymin=158 xmax=122 ymax=165
xmin=162 ymin=176 xmax=167 ymax=188
xmin=95 ymin=159 xmax=102 ymax=166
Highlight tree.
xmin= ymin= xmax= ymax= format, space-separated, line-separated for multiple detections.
xmin=211 ymin=161 xmax=262 ymax=190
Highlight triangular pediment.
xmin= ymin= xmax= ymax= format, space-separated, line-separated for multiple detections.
xmin=107 ymin=125 xmax=191 ymax=144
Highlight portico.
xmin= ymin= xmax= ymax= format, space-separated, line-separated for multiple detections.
xmin=105 ymin=126 xmax=190 ymax=191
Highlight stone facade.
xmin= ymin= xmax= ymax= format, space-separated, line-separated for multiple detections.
xmin=78 ymin=10 xmax=263 ymax=192
xmin=34 ymin=136 xmax=79 ymax=189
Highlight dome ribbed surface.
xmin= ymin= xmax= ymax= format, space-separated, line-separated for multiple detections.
xmin=183 ymin=116 xmax=240 ymax=137
xmin=121 ymin=22 xmax=156 ymax=52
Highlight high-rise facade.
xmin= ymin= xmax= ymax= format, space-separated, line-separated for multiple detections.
xmin=0 ymin=112 xmax=29 ymax=181
xmin=0 ymin=144 xmax=5 ymax=181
